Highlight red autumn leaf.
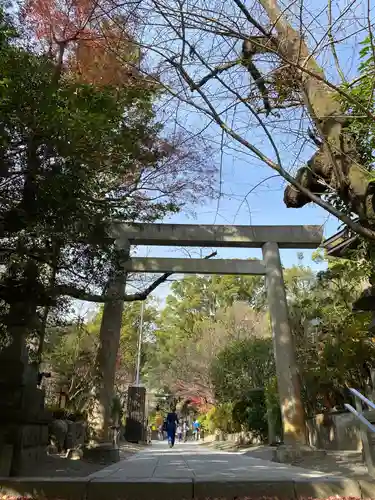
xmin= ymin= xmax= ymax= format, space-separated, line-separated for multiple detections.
xmin=23 ymin=0 xmax=145 ymax=86
xmin=24 ymin=0 xmax=100 ymax=44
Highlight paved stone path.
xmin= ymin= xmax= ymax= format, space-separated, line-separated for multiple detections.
xmin=89 ymin=440 xmax=336 ymax=481
xmin=1 ymin=442 xmax=373 ymax=499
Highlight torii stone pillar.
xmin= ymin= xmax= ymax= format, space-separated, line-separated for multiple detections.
xmin=88 ymin=244 xmax=129 ymax=451
xmin=262 ymin=242 xmax=306 ymax=445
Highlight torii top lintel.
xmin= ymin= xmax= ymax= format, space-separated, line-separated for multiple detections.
xmin=111 ymin=223 xmax=323 ymax=249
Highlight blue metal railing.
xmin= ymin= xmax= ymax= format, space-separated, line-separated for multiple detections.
xmin=347 ymin=388 xmax=375 ymax=410
xmin=344 ymin=388 xmax=375 ymax=477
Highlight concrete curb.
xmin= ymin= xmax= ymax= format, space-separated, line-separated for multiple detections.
xmin=0 ymin=477 xmax=374 ymax=500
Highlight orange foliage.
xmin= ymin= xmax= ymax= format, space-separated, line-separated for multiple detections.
xmin=24 ymin=0 xmax=99 ymax=44
xmin=71 ymin=20 xmax=141 ymax=86
xmin=23 ymin=0 xmax=143 ymax=86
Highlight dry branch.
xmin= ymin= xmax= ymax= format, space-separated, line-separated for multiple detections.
xmin=53 ymin=251 xmax=217 ymax=302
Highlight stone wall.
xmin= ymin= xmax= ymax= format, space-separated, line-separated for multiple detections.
xmin=0 ymin=381 xmax=51 ymax=476
xmin=306 ymin=410 xmax=375 ymax=451
xmin=0 ymin=331 xmax=52 ymax=476
xmin=49 ymin=420 xmax=86 ymax=452
xmin=0 ymin=423 xmax=50 ymax=476
xmin=213 ymin=430 xmax=263 ymax=445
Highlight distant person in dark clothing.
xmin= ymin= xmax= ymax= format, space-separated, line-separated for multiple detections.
xmin=166 ymin=406 xmax=179 ymax=448
xmin=200 ymin=423 xmax=205 ymax=441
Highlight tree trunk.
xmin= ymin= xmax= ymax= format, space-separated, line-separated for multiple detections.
xmin=259 ymin=0 xmax=375 ymax=224
xmin=88 ymin=258 xmax=128 ymax=442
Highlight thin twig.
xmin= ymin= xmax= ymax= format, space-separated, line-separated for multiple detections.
xmin=327 ymin=0 xmax=347 ymax=83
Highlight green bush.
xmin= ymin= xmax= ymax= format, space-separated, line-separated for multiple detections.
xmin=203 ymin=403 xmax=239 ymax=434
xmin=232 ymin=390 xmax=268 ymax=440
xmin=197 ymin=412 xmax=207 ymax=429
xmin=210 ymin=338 xmax=275 ymax=403
xmin=201 ymin=406 xmax=217 ymax=434
xmin=202 ymin=394 xmax=270 ymax=440
xmin=48 ymin=407 xmax=86 ymax=421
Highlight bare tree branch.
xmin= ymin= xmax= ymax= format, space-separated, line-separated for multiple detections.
xmin=53 ymin=251 xmax=218 ymax=302
xmin=327 ymin=0 xmax=347 ymax=84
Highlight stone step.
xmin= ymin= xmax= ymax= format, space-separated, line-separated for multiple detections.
xmin=0 ymin=477 xmax=374 ymax=500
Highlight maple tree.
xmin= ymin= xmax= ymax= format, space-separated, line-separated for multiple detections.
xmin=72 ymin=18 xmax=142 ymax=86
xmin=23 ymin=0 xmax=143 ymax=86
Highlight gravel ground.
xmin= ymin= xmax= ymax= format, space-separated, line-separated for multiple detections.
xmin=23 ymin=442 xmax=144 ymax=478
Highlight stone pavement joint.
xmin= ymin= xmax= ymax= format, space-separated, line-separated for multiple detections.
xmin=0 ymin=442 xmax=374 ymax=499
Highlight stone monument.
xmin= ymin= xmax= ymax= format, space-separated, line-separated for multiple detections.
xmin=125 ymin=386 xmax=146 ymax=443
xmin=0 ymin=305 xmax=51 ymax=476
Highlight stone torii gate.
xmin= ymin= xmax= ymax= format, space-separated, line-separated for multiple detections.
xmin=103 ymin=223 xmax=322 ymax=447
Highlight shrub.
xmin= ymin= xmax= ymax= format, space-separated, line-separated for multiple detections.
xmin=210 ymin=338 xmax=275 ymax=403
xmin=232 ymin=390 xmax=268 ymax=440
xmin=203 ymin=403 xmax=239 ymax=434
xmin=47 ymin=407 xmax=86 ymax=421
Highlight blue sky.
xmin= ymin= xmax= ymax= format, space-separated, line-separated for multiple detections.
xmin=82 ymin=0 xmax=368 ymax=313
xmin=128 ymin=0 xmax=370 ymax=303
xmin=135 ymin=174 xmax=337 ymax=266
xmin=132 ymin=169 xmax=337 ymax=303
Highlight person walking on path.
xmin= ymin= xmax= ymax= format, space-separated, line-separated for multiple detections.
xmin=147 ymin=423 xmax=152 ymax=444
xmin=200 ymin=423 xmax=205 ymax=442
xmin=193 ymin=419 xmax=200 ymax=441
xmin=183 ymin=421 xmax=189 ymax=442
xmin=166 ymin=406 xmax=179 ymax=448
xmin=155 ymin=408 xmax=164 ymax=441
xmin=177 ymin=424 xmax=183 ymax=443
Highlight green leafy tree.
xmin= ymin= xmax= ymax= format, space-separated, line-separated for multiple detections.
xmin=43 ymin=322 xmax=97 ymax=413
xmin=285 ymin=255 xmax=375 ymax=414
xmin=0 ymin=4 xmax=213 ymax=351
xmin=44 ymin=300 xmax=157 ymax=414
xmin=146 ymin=273 xmax=266 ymax=400
xmin=340 ymin=37 xmax=375 ymax=177
xmin=210 ymin=338 xmax=275 ymax=403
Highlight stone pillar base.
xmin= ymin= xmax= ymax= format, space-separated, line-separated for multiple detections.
xmin=0 ymin=381 xmax=51 ymax=476
xmin=3 ymin=423 xmax=50 ymax=476
xmin=83 ymin=443 xmax=120 ymax=464
xmin=13 ymin=445 xmax=48 ymax=475
xmin=0 ymin=444 xmax=13 ymax=476
xmin=272 ymin=444 xmax=326 ymax=464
